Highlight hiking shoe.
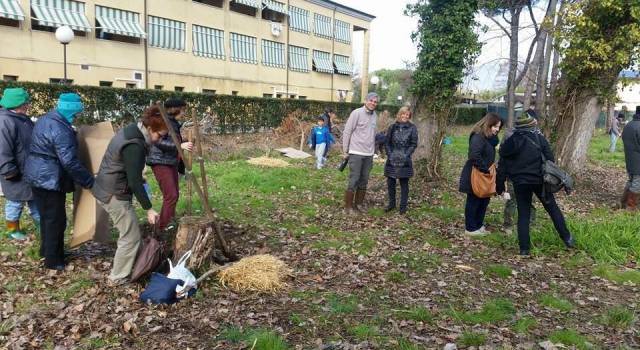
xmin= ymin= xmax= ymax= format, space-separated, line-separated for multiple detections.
xmin=9 ymin=231 xmax=27 ymax=241
xmin=465 ymin=229 xmax=488 ymax=237
xmin=107 ymin=278 xmax=128 ymax=287
xmin=564 ymin=237 xmax=576 ymax=249
xmin=519 ymin=250 xmax=530 ymax=257
xmin=384 ymin=206 xmax=396 ymax=213
xmin=45 ymin=263 xmax=66 ymax=271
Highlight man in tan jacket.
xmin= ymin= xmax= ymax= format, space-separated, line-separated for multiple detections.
xmin=342 ymin=92 xmax=378 ymax=214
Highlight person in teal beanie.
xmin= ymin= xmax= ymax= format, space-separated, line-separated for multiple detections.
xmin=25 ymin=92 xmax=94 ymax=271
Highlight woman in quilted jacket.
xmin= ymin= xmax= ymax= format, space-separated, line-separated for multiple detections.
xmin=384 ymin=106 xmax=418 ymax=214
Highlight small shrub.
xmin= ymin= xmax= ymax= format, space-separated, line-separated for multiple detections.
xmin=601 ymin=306 xmax=635 ymax=329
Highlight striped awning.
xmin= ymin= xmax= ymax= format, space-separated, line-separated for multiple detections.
xmin=262 ymin=0 xmax=286 ymax=15
xmin=193 ymin=25 xmax=225 ymax=59
xmin=288 ymin=45 xmax=309 ymax=72
xmin=230 ymin=32 xmax=257 ymax=64
xmin=31 ymin=0 xmax=91 ymax=32
xmin=96 ymin=6 xmax=145 ymax=38
xmin=334 ymin=19 xmax=351 ymax=44
xmin=334 ymin=55 xmax=351 ymax=75
xmin=232 ymin=0 xmax=258 ymax=8
xmin=288 ymin=5 xmax=309 ymax=33
xmin=148 ymin=16 xmax=186 ymax=51
xmin=0 ymin=0 xmax=24 ymax=20
xmin=313 ymin=13 xmax=332 ymax=39
xmin=261 ymin=39 xmax=284 ymax=68
xmin=312 ymin=50 xmax=333 ymax=74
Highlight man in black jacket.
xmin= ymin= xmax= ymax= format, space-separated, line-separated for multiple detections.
xmin=621 ymin=106 xmax=640 ymax=210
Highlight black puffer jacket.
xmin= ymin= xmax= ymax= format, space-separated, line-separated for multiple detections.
xmin=622 ymin=114 xmax=640 ymax=175
xmin=0 ymin=108 xmax=35 ymax=201
xmin=497 ymin=130 xmax=554 ymax=186
xmin=458 ymin=132 xmax=497 ymax=194
xmin=384 ymin=122 xmax=418 ymax=179
xmin=146 ymin=117 xmax=182 ymax=166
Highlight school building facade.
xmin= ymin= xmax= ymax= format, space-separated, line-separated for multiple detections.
xmin=0 ymin=0 xmax=374 ymax=101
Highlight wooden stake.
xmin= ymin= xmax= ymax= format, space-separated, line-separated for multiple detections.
xmin=186 ymin=129 xmax=193 ymax=216
xmin=157 ymin=104 xmax=236 ymax=260
xmin=192 ymin=109 xmax=209 ymax=206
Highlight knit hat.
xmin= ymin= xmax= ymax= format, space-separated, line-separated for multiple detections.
xmin=0 ymin=88 xmax=30 ymax=109
xmin=164 ymin=98 xmax=186 ymax=108
xmin=525 ymin=108 xmax=538 ymax=120
xmin=515 ymin=111 xmax=537 ymax=129
xmin=56 ymin=93 xmax=84 ymax=121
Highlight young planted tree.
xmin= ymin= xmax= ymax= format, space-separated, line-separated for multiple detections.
xmin=552 ymin=0 xmax=640 ymax=173
xmin=406 ymin=0 xmax=481 ymax=178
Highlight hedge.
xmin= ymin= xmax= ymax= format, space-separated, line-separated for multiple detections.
xmin=0 ymin=81 xmax=401 ymax=133
xmin=454 ymin=106 xmax=488 ymax=125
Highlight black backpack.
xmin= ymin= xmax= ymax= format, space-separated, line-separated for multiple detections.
xmin=523 ymin=134 xmax=574 ymax=195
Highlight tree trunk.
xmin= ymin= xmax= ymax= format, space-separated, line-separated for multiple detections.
xmin=553 ymin=88 xmax=601 ymax=174
xmin=546 ymin=0 xmax=566 ymax=136
xmin=506 ymin=7 xmax=521 ymax=128
xmin=523 ymin=38 xmax=544 ymax=110
xmin=414 ymin=101 xmax=448 ymax=179
xmin=535 ymin=0 xmax=559 ymax=120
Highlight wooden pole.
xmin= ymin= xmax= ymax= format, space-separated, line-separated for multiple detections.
xmin=157 ymin=104 xmax=236 ymax=260
xmin=186 ymin=129 xmax=193 ymax=216
xmin=192 ymin=109 xmax=209 ymax=207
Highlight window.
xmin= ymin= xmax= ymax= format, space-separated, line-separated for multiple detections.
xmin=263 ymin=93 xmax=273 ymax=98
xmin=49 ymin=78 xmax=73 ymax=84
xmin=31 ymin=0 xmax=91 ymax=33
xmin=261 ymin=40 xmax=285 ymax=68
xmin=312 ymin=50 xmax=333 ymax=74
xmin=288 ymin=45 xmax=309 ymax=72
xmin=194 ymin=0 xmax=223 ymax=7
xmin=3 ymin=75 xmax=18 ymax=81
xmin=261 ymin=0 xmax=286 ymax=23
xmin=134 ymin=72 xmax=143 ymax=80
xmin=81 ymin=64 xmax=90 ymax=70
xmin=175 ymin=86 xmax=184 ymax=92
xmin=202 ymin=89 xmax=216 ymax=95
xmin=333 ymin=54 xmax=351 ymax=75
xmin=99 ymin=81 xmax=112 ymax=87
xmin=334 ymin=19 xmax=351 ymax=44
xmin=229 ymin=0 xmax=257 ymax=17
xmin=289 ymin=94 xmax=296 ymax=99
xmin=288 ymin=6 xmax=309 ymax=33
xmin=126 ymin=83 xmax=136 ymax=89
xmin=232 ymin=91 xmax=239 ymax=96
xmin=313 ymin=13 xmax=332 ymax=39
xmin=298 ymin=96 xmax=307 ymax=100
xmin=154 ymin=85 xmax=163 ymax=90
xmin=95 ymin=6 xmax=145 ymax=44
xmin=192 ymin=25 xmax=225 ymax=59
xmin=0 ymin=0 xmax=24 ymax=28
xmin=230 ymin=33 xmax=257 ymax=64
xmin=276 ymin=93 xmax=282 ymax=98
xmin=148 ymin=16 xmax=186 ymax=51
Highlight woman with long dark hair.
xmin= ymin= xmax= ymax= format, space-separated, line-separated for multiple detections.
xmin=459 ymin=113 xmax=502 ymax=236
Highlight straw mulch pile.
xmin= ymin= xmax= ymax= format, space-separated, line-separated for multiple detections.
xmin=247 ymin=156 xmax=290 ymax=168
xmin=218 ymin=255 xmax=291 ymax=293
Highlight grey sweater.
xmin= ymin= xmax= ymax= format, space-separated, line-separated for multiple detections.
xmin=342 ymin=106 xmax=377 ymax=156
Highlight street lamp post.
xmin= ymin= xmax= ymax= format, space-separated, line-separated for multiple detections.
xmin=369 ymin=76 xmax=380 ymax=93
xmin=55 ymin=26 xmax=74 ymax=84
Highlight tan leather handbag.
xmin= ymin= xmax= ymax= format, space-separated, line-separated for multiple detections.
xmin=471 ymin=163 xmax=497 ymax=198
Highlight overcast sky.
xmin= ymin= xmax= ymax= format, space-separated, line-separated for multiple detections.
xmin=339 ymin=0 xmax=547 ymax=92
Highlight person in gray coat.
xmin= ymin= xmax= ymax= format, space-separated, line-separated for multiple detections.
xmin=609 ymin=113 xmax=625 ymax=153
xmin=621 ymin=106 xmax=640 ymax=210
xmin=384 ymin=106 xmax=418 ymax=214
xmin=0 ymin=88 xmax=40 ymax=240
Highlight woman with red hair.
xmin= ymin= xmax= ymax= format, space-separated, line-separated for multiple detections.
xmin=92 ymin=105 xmax=168 ymax=285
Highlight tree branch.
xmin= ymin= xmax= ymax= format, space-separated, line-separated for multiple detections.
xmin=487 ymin=15 xmax=511 ymax=39
xmin=527 ymin=1 xmax=539 ymax=33
xmin=502 ymin=10 xmax=511 ymax=25
xmin=514 ymin=29 xmax=543 ymax=86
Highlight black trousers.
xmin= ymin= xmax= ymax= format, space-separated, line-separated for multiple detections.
xmin=513 ymin=183 xmax=571 ymax=251
xmin=33 ymin=187 xmax=67 ymax=267
xmin=387 ymin=177 xmax=409 ymax=210
xmin=464 ymin=192 xmax=490 ymax=231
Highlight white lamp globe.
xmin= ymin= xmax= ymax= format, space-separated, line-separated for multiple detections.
xmin=370 ymin=76 xmax=380 ymax=85
xmin=55 ymin=26 xmax=74 ymax=44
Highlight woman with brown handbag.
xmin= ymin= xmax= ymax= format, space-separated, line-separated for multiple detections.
xmin=458 ymin=113 xmax=503 ymax=236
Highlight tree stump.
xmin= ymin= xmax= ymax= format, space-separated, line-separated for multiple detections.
xmin=174 ymin=216 xmax=217 ymax=269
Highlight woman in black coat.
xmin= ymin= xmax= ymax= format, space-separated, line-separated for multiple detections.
xmin=496 ymin=112 xmax=575 ymax=256
xmin=384 ymin=107 xmax=418 ymax=214
xmin=459 ymin=113 xmax=502 ymax=235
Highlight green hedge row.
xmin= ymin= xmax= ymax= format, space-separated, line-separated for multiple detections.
xmin=0 ymin=81 xmax=401 ymax=133
xmin=454 ymin=106 xmax=488 ymax=125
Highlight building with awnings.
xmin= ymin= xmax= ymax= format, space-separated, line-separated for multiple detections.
xmin=0 ymin=0 xmax=374 ymax=102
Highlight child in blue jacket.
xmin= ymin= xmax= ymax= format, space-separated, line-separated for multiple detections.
xmin=308 ymin=116 xmax=335 ymax=169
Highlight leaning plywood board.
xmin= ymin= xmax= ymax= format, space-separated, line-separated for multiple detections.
xmin=70 ymin=121 xmax=114 ymax=247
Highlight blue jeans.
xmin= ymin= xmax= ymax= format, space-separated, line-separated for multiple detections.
xmin=5 ymin=200 xmax=40 ymax=222
xmin=610 ymin=132 xmax=619 ymax=153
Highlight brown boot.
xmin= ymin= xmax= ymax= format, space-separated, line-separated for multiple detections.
xmin=626 ymin=191 xmax=638 ymax=211
xmin=344 ymin=190 xmax=356 ymax=214
xmin=354 ymin=189 xmax=367 ymax=213
xmin=620 ymin=189 xmax=631 ymax=209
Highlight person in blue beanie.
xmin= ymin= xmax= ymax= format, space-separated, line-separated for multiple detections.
xmin=308 ymin=115 xmax=334 ymax=169
xmin=24 ymin=92 xmax=94 ymax=271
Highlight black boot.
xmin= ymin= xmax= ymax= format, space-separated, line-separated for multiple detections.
xmin=385 ymin=177 xmax=396 ymax=212
xmin=399 ymin=178 xmax=409 ymax=214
